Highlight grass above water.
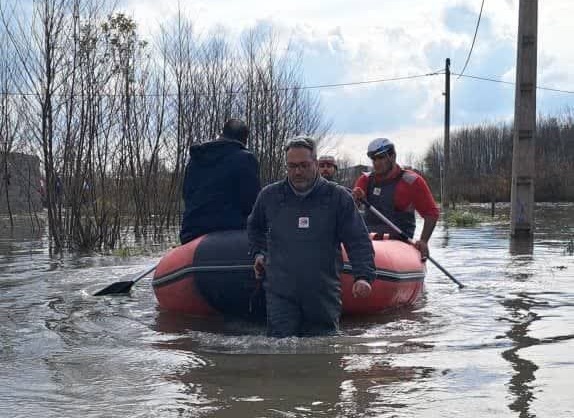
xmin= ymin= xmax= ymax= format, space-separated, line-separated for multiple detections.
xmin=444 ymin=209 xmax=484 ymax=227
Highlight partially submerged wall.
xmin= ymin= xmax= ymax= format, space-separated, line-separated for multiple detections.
xmin=0 ymin=153 xmax=43 ymax=214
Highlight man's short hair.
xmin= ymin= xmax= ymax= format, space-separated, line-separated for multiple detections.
xmin=222 ymin=119 xmax=249 ymax=144
xmin=284 ymin=136 xmax=317 ymax=159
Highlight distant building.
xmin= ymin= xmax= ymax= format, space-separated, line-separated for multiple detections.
xmin=0 ymin=152 xmax=43 ymax=214
xmin=337 ymin=164 xmax=370 ymax=188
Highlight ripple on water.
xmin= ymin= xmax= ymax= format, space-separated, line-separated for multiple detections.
xmin=1 ymin=205 xmax=574 ymax=417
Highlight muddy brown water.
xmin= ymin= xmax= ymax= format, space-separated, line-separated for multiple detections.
xmin=1 ymin=203 xmax=573 ymax=417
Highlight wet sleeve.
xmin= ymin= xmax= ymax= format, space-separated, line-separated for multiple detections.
xmin=336 ymin=188 xmax=376 ymax=282
xmin=247 ymin=188 xmax=268 ymax=257
xmin=239 ymin=153 xmax=261 ymax=218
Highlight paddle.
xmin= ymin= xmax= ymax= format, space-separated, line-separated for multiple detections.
xmin=94 ymin=264 xmax=157 ymax=296
xmin=360 ymin=198 xmax=464 ymax=289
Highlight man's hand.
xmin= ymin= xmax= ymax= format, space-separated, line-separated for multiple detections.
xmin=352 ymin=279 xmax=372 ymax=298
xmin=253 ymin=254 xmax=266 ymax=279
xmin=414 ymin=240 xmax=429 ymax=261
xmin=352 ymin=187 xmax=366 ymax=201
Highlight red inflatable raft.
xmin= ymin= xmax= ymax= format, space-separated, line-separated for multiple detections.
xmin=152 ymin=230 xmax=425 ymax=319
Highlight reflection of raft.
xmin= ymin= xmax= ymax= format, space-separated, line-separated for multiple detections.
xmin=152 ymin=230 xmax=425 ymax=319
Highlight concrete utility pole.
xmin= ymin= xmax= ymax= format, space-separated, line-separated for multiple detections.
xmin=510 ymin=0 xmax=538 ymax=237
xmin=443 ymin=58 xmax=451 ymax=209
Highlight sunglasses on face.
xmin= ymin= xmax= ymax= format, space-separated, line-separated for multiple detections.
xmin=369 ymin=152 xmax=391 ymax=161
xmin=318 ymin=163 xmax=334 ymax=168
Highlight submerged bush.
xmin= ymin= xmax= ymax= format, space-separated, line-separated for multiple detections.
xmin=445 ymin=210 xmax=483 ymax=227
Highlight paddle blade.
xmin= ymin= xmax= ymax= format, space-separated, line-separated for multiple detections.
xmin=93 ymin=280 xmax=135 ymax=296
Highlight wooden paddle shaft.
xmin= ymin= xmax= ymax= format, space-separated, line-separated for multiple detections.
xmin=360 ymin=198 xmax=464 ymax=289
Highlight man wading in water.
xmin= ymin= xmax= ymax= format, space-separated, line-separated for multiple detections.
xmin=247 ymin=136 xmax=375 ymax=337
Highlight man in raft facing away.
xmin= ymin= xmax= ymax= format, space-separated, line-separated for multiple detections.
xmin=247 ymin=136 xmax=375 ymax=338
xmin=352 ymin=137 xmax=439 ymax=261
xmin=180 ymin=119 xmax=261 ymax=245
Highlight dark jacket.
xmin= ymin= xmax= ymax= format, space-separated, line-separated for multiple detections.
xmin=180 ymin=139 xmax=260 ymax=244
xmin=247 ymin=177 xmax=375 ymax=321
xmin=365 ymin=170 xmax=416 ymax=238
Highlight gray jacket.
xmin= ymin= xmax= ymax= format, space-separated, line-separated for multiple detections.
xmin=247 ymin=176 xmax=375 ymax=302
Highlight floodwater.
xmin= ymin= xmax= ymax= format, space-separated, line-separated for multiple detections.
xmin=1 ymin=203 xmax=573 ymax=418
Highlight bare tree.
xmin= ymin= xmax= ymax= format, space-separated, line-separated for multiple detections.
xmin=0 ymin=1 xmax=332 ymax=252
xmin=424 ymin=113 xmax=574 ymax=203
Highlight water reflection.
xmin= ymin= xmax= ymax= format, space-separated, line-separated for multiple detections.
xmin=149 ymin=341 xmax=436 ymax=417
xmin=441 ymin=223 xmax=451 ymax=248
xmin=2 ymin=204 xmax=574 ymax=417
xmin=499 ymin=293 xmax=541 ymax=418
xmin=510 ymin=237 xmax=534 ymax=257
xmin=149 ymin=306 xmax=436 ymax=417
xmin=337 ymin=355 xmax=435 ymax=417
xmin=500 ymin=204 xmax=574 ymax=417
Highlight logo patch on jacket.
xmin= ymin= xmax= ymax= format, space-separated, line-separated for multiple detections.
xmin=373 ymin=187 xmax=381 ymax=196
xmin=298 ymin=217 xmax=310 ymax=228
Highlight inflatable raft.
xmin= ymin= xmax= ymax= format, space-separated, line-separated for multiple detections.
xmin=152 ymin=230 xmax=425 ymax=320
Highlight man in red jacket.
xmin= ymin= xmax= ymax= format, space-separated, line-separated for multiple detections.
xmin=352 ymin=138 xmax=439 ymax=260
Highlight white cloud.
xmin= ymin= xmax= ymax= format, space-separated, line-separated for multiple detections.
xmin=121 ymin=0 xmax=574 ymax=163
xmin=328 ymin=125 xmax=445 ymax=166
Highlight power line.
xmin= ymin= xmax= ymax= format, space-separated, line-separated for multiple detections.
xmin=535 ymin=84 xmax=574 ymax=95
xmin=457 ymin=0 xmax=486 ymax=79
xmin=453 ymin=72 xmax=574 ymax=95
xmin=3 ymin=70 xmax=572 ymax=97
xmin=454 ymin=73 xmax=514 ymax=86
xmin=274 ymin=71 xmax=443 ymax=91
xmin=0 ymin=71 xmax=443 ymax=98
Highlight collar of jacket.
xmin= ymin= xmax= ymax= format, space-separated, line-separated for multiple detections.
xmin=370 ymin=163 xmax=402 ymax=184
xmin=286 ymin=174 xmax=323 ymax=197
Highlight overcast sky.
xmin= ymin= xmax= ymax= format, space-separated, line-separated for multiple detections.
xmin=123 ymin=0 xmax=574 ymax=165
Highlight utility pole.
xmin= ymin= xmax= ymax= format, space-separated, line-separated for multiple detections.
xmin=443 ymin=58 xmax=451 ymax=209
xmin=510 ymin=0 xmax=538 ymax=237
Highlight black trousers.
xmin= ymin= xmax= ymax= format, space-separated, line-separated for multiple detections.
xmin=265 ymin=291 xmax=340 ymax=338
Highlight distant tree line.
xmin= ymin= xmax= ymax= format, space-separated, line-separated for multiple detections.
xmin=0 ymin=0 xmax=328 ymax=252
xmin=423 ymin=111 xmax=574 ymax=204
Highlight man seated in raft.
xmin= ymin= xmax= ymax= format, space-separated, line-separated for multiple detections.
xmin=352 ymin=137 xmax=439 ymax=260
xmin=318 ymin=155 xmax=338 ymax=182
xmin=180 ymin=119 xmax=261 ymax=244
